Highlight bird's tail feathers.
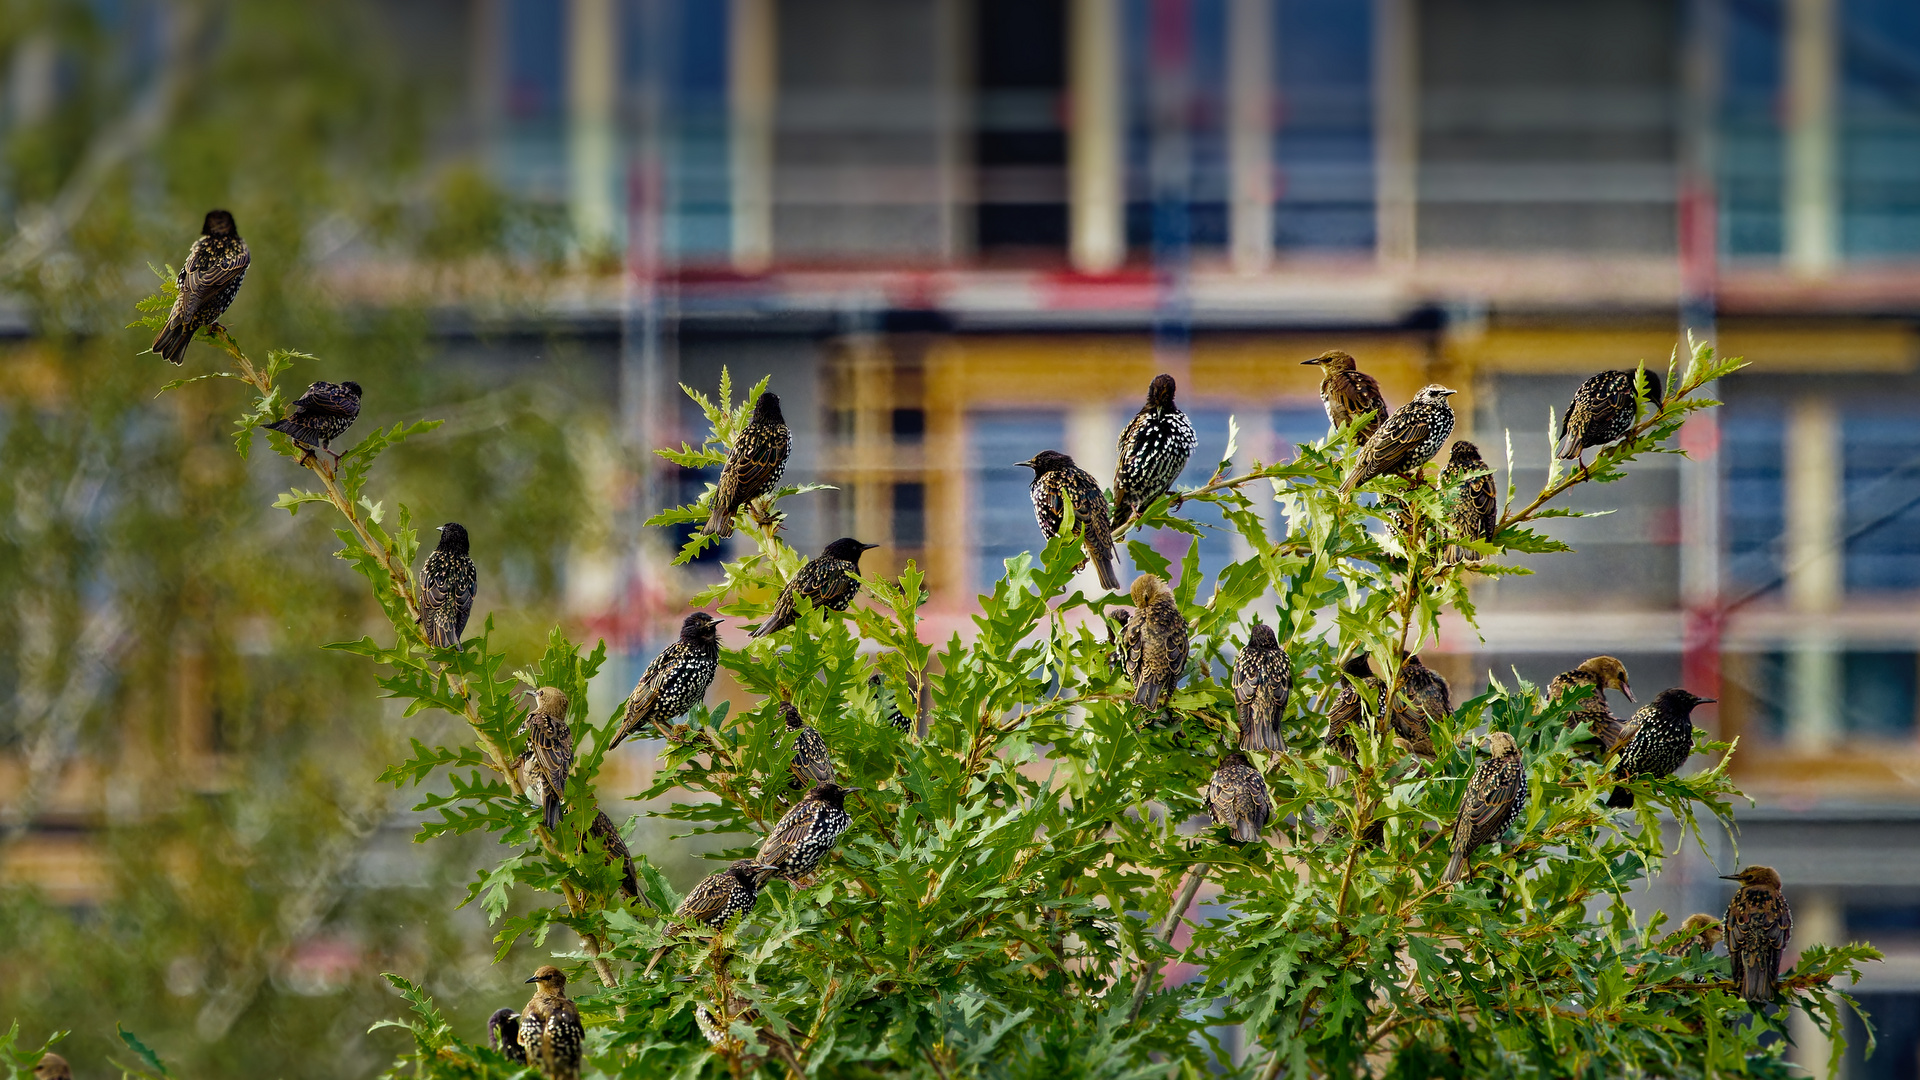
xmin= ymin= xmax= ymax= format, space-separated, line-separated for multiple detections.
xmin=1093 ymin=550 xmax=1120 ymax=591
xmin=1338 ymin=470 xmax=1361 ymax=497
xmin=543 ymin=792 xmax=563 ymax=831
xmin=702 ymin=501 xmax=736 ymax=538
xmin=262 ymin=418 xmax=320 ymax=448
xmin=1741 ymin=957 xmax=1776 ymax=1004
xmin=1606 ymin=785 xmax=1635 ymax=809
xmin=1442 ymin=849 xmax=1468 ymax=884
xmin=153 ymin=319 xmax=193 ymax=364
xmin=1555 ymin=430 xmax=1582 ymax=460
xmin=1233 ymin=820 xmax=1261 ymax=843
xmin=643 ymin=943 xmax=674 ymax=977
xmin=1133 ymin=679 xmax=1162 ymax=708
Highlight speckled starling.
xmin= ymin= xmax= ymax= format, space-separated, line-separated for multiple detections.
xmin=779 ymin=702 xmax=835 ymax=787
xmin=1232 ymin=623 xmax=1292 ymax=753
xmin=1557 ymin=368 xmax=1663 ymax=466
xmin=1390 ymin=654 xmax=1450 ymax=761
xmin=1207 ymin=751 xmax=1272 ymax=843
xmin=703 ymin=392 xmax=791 ymax=538
xmin=32 ymin=1054 xmax=70 ymax=1080
xmin=610 ymin=612 xmax=721 ymax=749
xmin=752 ymin=538 xmax=878 ymax=638
xmin=868 ymin=670 xmax=912 ymax=732
xmin=152 ymin=210 xmax=250 ymax=364
xmin=1339 ymin=384 xmax=1458 ymax=497
xmin=756 ymin=780 xmax=857 ymax=882
xmin=1662 ymin=912 xmax=1725 ymax=957
xmin=262 ymin=380 xmax=362 ymax=454
xmin=418 ymin=522 xmax=477 ymax=649
xmin=1442 ymin=731 xmax=1528 ymax=884
xmin=587 ymin=809 xmax=638 ymax=898
xmin=1607 ymin=688 xmax=1713 ymax=808
xmin=1302 ymin=350 xmax=1391 ymax=443
xmin=644 ymin=860 xmax=780 ymax=976
xmin=1108 ymin=609 xmax=1140 ymax=681
xmin=488 ymin=1008 xmax=529 ymax=1064
xmin=1324 ymin=654 xmax=1379 ymax=763
xmin=1722 ymin=865 xmax=1792 ymax=1005
xmin=1018 ymin=450 xmax=1119 ymax=591
xmin=518 ymin=965 xmax=585 ymax=1080
xmin=1441 ymin=441 xmax=1499 ymax=563
xmin=1111 ymin=373 xmax=1198 ymax=530
xmin=519 ymin=686 xmax=574 ymax=831
xmin=1549 ymin=656 xmax=1634 ymax=755
xmin=1126 ymin=573 xmax=1189 ymax=711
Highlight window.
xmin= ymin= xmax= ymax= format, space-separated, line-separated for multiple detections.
xmin=892 ymin=407 xmax=926 ymax=442
xmin=1843 ymin=650 xmax=1919 ymax=738
xmin=1723 ymin=405 xmax=1786 ymax=598
xmin=1720 ymin=0 xmax=1784 ymax=257
xmin=969 ymin=411 xmax=1066 ymax=593
xmin=1843 ymin=411 xmax=1920 ymax=592
xmin=1276 ymin=0 xmax=1375 ymax=250
xmin=893 ymin=482 xmax=927 ymax=549
xmin=1843 ymin=992 xmax=1920 ymax=1080
xmin=975 ymin=0 xmax=1068 ymax=256
xmin=1123 ymin=0 xmax=1231 ymax=251
xmin=1842 ymin=0 xmax=1920 ymax=256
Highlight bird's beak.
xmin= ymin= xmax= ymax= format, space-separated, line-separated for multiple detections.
xmin=844 ymin=787 xmax=864 ymax=794
xmin=525 ymin=975 xmax=540 ymax=983
xmin=1719 ymin=874 xmax=1741 ymax=881
xmin=1013 ymin=458 xmax=1035 ymax=468
xmin=861 ymin=542 xmax=880 ymax=550
xmin=1697 ymin=697 xmax=1717 ymax=704
xmin=1300 ymin=358 xmax=1322 ymax=366
xmin=1442 ymin=388 xmax=1459 ymax=396
xmin=436 ymin=525 xmax=445 ymax=532
xmin=1621 ymin=682 xmax=1636 ymax=703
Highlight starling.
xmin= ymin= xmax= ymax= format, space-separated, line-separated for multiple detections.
xmin=1441 ymin=441 xmax=1499 ymax=563
xmin=1108 ymin=609 xmax=1140 ymax=682
xmin=1016 ymin=450 xmax=1120 ymax=591
xmin=1302 ymin=350 xmax=1391 ymax=443
xmin=868 ymin=670 xmax=912 ymax=732
xmin=262 ymin=380 xmax=363 ymax=454
xmin=587 ymin=809 xmax=638 ymax=898
xmin=1126 ymin=573 xmax=1189 ymax=711
xmin=32 ymin=1055 xmax=70 ymax=1080
xmin=1324 ymin=654 xmax=1379 ymax=763
xmin=609 ymin=612 xmax=721 ymax=749
xmin=418 ymin=522 xmax=477 ymax=649
xmin=1548 ymin=656 xmax=1634 ymax=755
xmin=1232 ymin=623 xmax=1292 ymax=752
xmin=152 ymin=209 xmax=250 ymax=364
xmin=519 ymin=686 xmax=574 ymax=831
xmin=1390 ymin=654 xmax=1450 ymax=761
xmin=518 ymin=966 xmax=585 ymax=1080
xmin=1722 ymin=866 xmax=1793 ymax=1005
xmin=1206 ymin=751 xmax=1273 ymax=843
xmin=780 ymin=702 xmax=835 ymax=787
xmin=1662 ymin=912 xmax=1725 ymax=957
xmin=1111 ymin=373 xmax=1198 ymax=530
xmin=1339 ymin=384 xmax=1458 ymax=497
xmin=1606 ymin=688 xmax=1713 ymax=808
xmin=752 ymin=538 xmax=878 ymax=638
xmin=756 ymin=781 xmax=857 ymax=882
xmin=488 ymin=1008 xmax=529 ymax=1064
xmin=703 ymin=392 xmax=791 ymax=538
xmin=644 ymin=860 xmax=781 ymax=976
xmin=1556 ymin=368 xmax=1663 ymax=466
xmin=1442 ymin=732 xmax=1528 ymax=884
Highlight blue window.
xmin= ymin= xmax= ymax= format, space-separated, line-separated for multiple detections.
xmin=1844 ymin=411 xmax=1920 ymax=591
xmin=1276 ymin=0 xmax=1375 ymax=250
xmin=1841 ymin=0 xmax=1920 ymax=257
xmin=1723 ymin=405 xmax=1785 ymax=597
xmin=970 ymin=411 xmax=1066 ymax=594
xmin=1123 ymin=0 xmax=1231 ymax=252
xmin=1721 ymin=0 xmax=1783 ymax=257
xmin=1844 ymin=650 xmax=1918 ymax=737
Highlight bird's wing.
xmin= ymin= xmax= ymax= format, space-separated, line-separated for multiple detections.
xmin=809 ymin=560 xmax=860 ymax=610
xmin=1460 ymin=760 xmax=1521 ymax=839
xmin=1358 ymin=412 xmax=1437 ymax=474
xmin=716 ymin=426 xmax=788 ymax=508
xmin=674 ymin=872 xmax=734 ymax=925
xmin=1330 ymin=369 xmax=1389 ymax=421
xmin=757 ymin=803 xmax=819 ymax=863
xmin=178 ymin=237 xmax=249 ymax=314
xmin=1464 ymin=473 xmax=1500 ymax=540
xmin=1231 ymin=657 xmax=1257 ymax=709
xmin=624 ymin=646 xmax=676 ymax=721
xmin=299 ymin=381 xmax=360 ymax=419
xmin=528 ymin=713 xmax=575 ymax=787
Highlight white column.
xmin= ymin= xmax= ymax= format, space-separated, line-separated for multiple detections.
xmin=1070 ymin=0 xmax=1125 ymax=274
xmin=1785 ymin=396 xmax=1842 ymax=750
xmin=1788 ymin=889 xmax=1842 ymax=1078
xmin=569 ymin=0 xmax=619 ymax=253
xmin=1228 ymin=0 xmax=1273 ymax=275
xmin=935 ymin=0 xmax=974 ymax=263
xmin=1373 ymin=0 xmax=1417 ymax=267
xmin=730 ymin=0 xmax=777 ymax=272
xmin=1785 ymin=0 xmax=1838 ymax=276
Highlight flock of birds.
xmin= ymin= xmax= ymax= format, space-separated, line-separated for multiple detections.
xmin=139 ymin=211 xmax=1792 ymax=1078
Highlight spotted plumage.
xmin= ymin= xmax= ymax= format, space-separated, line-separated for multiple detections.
xmin=262 ymin=380 xmax=363 ymax=452
xmin=152 ymin=210 xmax=250 ymax=364
xmin=1108 ymin=609 xmax=1140 ymax=681
xmin=1391 ymin=654 xmax=1450 ymax=761
xmin=1441 ymin=441 xmax=1499 ymax=563
xmin=1111 ymin=373 xmax=1198 ymax=530
xmin=1207 ymin=751 xmax=1272 ymax=843
xmin=418 ymin=522 xmax=477 ymax=649
xmin=1557 ymin=368 xmax=1663 ymax=465
xmin=868 ymin=670 xmax=912 ymax=732
xmin=1662 ymin=913 xmax=1725 ymax=957
xmin=644 ymin=860 xmax=780 ymax=975
xmin=1340 ymin=384 xmax=1458 ymax=497
xmin=756 ymin=781 xmax=856 ymax=881
xmin=488 ymin=1008 xmax=529 ymax=1064
xmin=519 ymin=687 xmax=574 ymax=831
xmin=752 ymin=538 xmax=876 ymax=638
xmin=704 ymin=392 xmax=790 ymax=538
xmin=1607 ymin=688 xmax=1713 ymax=808
xmin=610 ymin=612 xmax=721 ymax=749
xmin=1125 ymin=574 xmax=1189 ymax=711
xmin=518 ymin=966 xmax=584 ymax=1079
xmin=587 ymin=809 xmax=638 ymax=898
xmin=1232 ymin=623 xmax=1291 ymax=753
xmin=1549 ymin=656 xmax=1635 ymax=756
xmin=1723 ymin=866 xmax=1793 ymax=1005
xmin=1324 ymin=654 xmax=1378 ymax=763
xmin=1302 ymin=350 xmax=1391 ymax=443
xmin=780 ymin=702 xmax=835 ymax=787
xmin=1442 ymin=732 xmax=1528 ymax=883
xmin=1018 ymin=450 xmax=1119 ymax=590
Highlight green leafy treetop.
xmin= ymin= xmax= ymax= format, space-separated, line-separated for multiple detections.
xmin=130 ymin=285 xmax=1877 ymax=1080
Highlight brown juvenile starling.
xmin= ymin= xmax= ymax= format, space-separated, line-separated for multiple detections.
xmin=1016 ymin=450 xmax=1120 ymax=591
xmin=756 ymin=780 xmax=857 ymax=882
xmin=644 ymin=860 xmax=781 ymax=976
xmin=32 ymin=1054 xmax=70 ymax=1080
xmin=1111 ymin=373 xmax=1198 ymax=530
xmin=1607 ymin=688 xmax=1713 ymax=808
xmin=1232 ymin=623 xmax=1291 ymax=752
xmin=1302 ymin=350 xmax=1391 ymax=443
xmin=868 ymin=670 xmax=912 ymax=732
xmin=1662 ymin=912 xmax=1725 ymax=957
xmin=752 ymin=538 xmax=878 ymax=638
xmin=703 ymin=392 xmax=791 ymax=538
xmin=1324 ymin=654 xmax=1379 ymax=763
xmin=518 ymin=965 xmax=585 ymax=1079
xmin=488 ymin=1008 xmax=529 ymax=1064
xmin=418 ymin=522 xmax=477 ymax=649
xmin=1557 ymin=368 xmax=1663 ymax=466
xmin=587 ymin=809 xmax=638 ymax=898
xmin=1126 ymin=573 xmax=1190 ymax=711
xmin=262 ymin=380 xmax=363 ymax=454
xmin=1441 ymin=441 xmax=1499 ymax=563
xmin=152 ymin=209 xmax=250 ymax=364
xmin=1722 ymin=866 xmax=1793 ymax=1005
xmin=1206 ymin=751 xmax=1273 ymax=843
xmin=1442 ymin=731 xmax=1528 ymax=884
xmin=609 ymin=612 xmax=722 ymax=749
xmin=1548 ymin=656 xmax=1634 ymax=755
xmin=1339 ymin=384 xmax=1458 ymax=497
xmin=780 ymin=702 xmax=836 ymax=787
xmin=519 ymin=687 xmax=574 ymax=831
xmin=1108 ymin=608 xmax=1140 ymax=681
xmin=1390 ymin=654 xmax=1450 ymax=761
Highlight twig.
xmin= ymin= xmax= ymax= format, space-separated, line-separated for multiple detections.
xmin=1126 ymin=864 xmax=1208 ymax=1023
